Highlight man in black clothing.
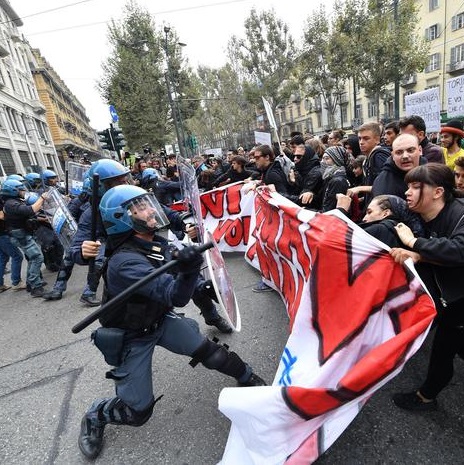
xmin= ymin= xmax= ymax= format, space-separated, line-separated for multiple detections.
xmin=371 ymin=134 xmax=425 ymax=199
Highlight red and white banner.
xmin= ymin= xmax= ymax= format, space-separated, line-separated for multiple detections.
xmin=201 ymin=182 xmax=254 ymax=252
xmin=217 ymin=189 xmax=436 ymax=464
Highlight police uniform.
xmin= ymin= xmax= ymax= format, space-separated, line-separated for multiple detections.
xmin=78 ymin=185 xmax=266 ymax=460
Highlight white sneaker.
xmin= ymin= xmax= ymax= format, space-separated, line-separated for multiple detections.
xmin=11 ymin=281 xmax=27 ymax=291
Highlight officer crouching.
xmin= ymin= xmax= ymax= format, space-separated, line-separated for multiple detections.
xmin=78 ymin=185 xmax=266 ymax=460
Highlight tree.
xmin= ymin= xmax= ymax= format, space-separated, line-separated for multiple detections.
xmin=187 ymin=64 xmax=256 ymax=150
xmin=98 ymin=1 xmax=198 ymax=152
xmin=227 ymin=8 xmax=297 ymax=112
xmin=331 ymin=0 xmax=429 ymax=120
xmin=297 ymin=5 xmax=347 ymax=130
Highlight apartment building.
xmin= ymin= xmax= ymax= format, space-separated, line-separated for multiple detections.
xmin=30 ymin=48 xmax=100 ymax=163
xmin=0 ymin=0 xmax=62 ymax=177
xmin=276 ymin=0 xmax=464 ymax=138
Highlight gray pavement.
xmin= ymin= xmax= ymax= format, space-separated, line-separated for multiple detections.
xmin=0 ymin=254 xmax=463 ymax=464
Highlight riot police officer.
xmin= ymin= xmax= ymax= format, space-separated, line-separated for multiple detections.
xmin=72 ymin=159 xmax=232 ymax=331
xmin=78 ymin=185 xmax=266 ymax=459
xmin=1 ymin=179 xmax=48 ymax=296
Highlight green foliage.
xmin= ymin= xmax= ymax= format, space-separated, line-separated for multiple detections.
xmin=332 ymin=0 xmax=429 ymax=103
xmin=228 ymin=9 xmax=297 ymax=110
xmin=187 ymin=64 xmax=256 ymax=149
xmin=97 ymin=1 xmax=198 ymax=152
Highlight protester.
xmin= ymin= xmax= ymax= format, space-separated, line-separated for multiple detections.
xmin=390 ymin=163 xmax=464 ymax=411
xmin=440 ymin=119 xmax=464 ymax=169
xmin=77 ymin=185 xmax=266 ymax=460
xmin=453 ymin=156 xmax=464 ymax=191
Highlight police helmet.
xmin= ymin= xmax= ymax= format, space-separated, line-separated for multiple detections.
xmin=141 ymin=168 xmax=159 ymax=181
xmin=82 ymin=176 xmax=92 ymax=195
xmin=6 ymin=174 xmax=26 ymax=182
xmin=87 ymin=159 xmax=129 ymax=197
xmin=25 ymin=172 xmax=41 ymax=189
xmin=100 ymin=185 xmax=169 ymax=236
xmin=42 ymin=169 xmax=57 ymax=185
xmin=1 ymin=179 xmax=27 ymax=197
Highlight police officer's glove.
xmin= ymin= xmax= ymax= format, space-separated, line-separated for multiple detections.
xmin=199 ymin=279 xmax=218 ymax=302
xmin=174 ymin=245 xmax=203 ymax=274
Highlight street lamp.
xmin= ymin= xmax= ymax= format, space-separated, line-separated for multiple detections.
xmin=163 ymin=26 xmax=187 ymax=158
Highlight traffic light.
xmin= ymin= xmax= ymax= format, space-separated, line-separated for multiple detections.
xmin=97 ymin=128 xmax=114 ymax=151
xmin=110 ymin=125 xmax=125 ymax=152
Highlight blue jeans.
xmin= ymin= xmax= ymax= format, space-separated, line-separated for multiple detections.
xmin=9 ymin=229 xmax=44 ymax=289
xmin=0 ymin=234 xmax=23 ymax=286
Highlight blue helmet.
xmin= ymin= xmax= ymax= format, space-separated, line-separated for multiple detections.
xmin=100 ymin=185 xmax=169 ymax=236
xmin=42 ymin=169 xmax=57 ymax=186
xmin=6 ymin=174 xmax=25 ymax=182
xmin=87 ymin=159 xmax=129 ymax=197
xmin=141 ymin=168 xmax=159 ymax=181
xmin=25 ymin=192 xmax=39 ymax=205
xmin=1 ymin=179 xmax=27 ymax=197
xmin=25 ymin=172 xmax=41 ymax=189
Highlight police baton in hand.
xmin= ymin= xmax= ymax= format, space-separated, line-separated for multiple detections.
xmin=72 ymin=241 xmax=214 ymax=334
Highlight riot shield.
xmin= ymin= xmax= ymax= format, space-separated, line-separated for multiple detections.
xmin=177 ymin=155 xmax=205 ymax=243
xmin=67 ymin=161 xmax=90 ymax=196
xmin=203 ymin=230 xmax=241 ymax=331
xmin=41 ymin=188 xmax=79 ymax=249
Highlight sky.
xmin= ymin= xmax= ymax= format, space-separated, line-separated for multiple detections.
xmin=15 ymin=0 xmax=334 ymax=130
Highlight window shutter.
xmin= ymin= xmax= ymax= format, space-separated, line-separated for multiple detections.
xmin=452 ymin=15 xmax=457 ymax=31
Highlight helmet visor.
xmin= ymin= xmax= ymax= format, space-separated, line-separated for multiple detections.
xmin=123 ymin=193 xmax=169 ymax=234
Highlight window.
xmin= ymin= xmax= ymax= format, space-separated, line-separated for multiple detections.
xmin=452 ymin=13 xmax=464 ymax=31
xmin=425 ymin=53 xmax=440 ymax=72
xmin=355 ymin=103 xmax=363 ymax=120
xmin=451 ymin=44 xmax=464 ymax=64
xmin=0 ymin=148 xmax=15 ymax=175
xmin=403 ymin=90 xmax=415 ymax=110
xmin=429 ymin=0 xmax=438 ymax=11
xmin=425 ymin=24 xmax=439 ymax=41
xmin=368 ymin=101 xmax=378 ymax=118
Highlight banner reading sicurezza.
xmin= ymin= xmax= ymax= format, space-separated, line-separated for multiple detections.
xmin=405 ymin=87 xmax=441 ymax=132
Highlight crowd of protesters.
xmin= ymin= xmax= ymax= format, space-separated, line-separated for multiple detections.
xmin=1 ymin=114 xmax=464 ymax=420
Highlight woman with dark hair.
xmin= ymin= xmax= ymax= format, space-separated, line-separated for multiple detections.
xmin=390 ymin=163 xmax=464 ymax=411
xmin=336 ymin=193 xmax=424 ymax=247
xmin=344 ymin=135 xmax=362 ymax=158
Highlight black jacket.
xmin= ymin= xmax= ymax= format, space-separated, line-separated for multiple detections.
xmin=371 ymin=156 xmax=427 ymax=199
xmin=3 ymin=197 xmax=36 ymax=230
xmin=259 ymin=161 xmax=293 ymax=196
xmin=413 ymin=199 xmax=464 ymax=308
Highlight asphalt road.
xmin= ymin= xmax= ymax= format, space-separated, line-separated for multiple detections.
xmin=0 ymin=253 xmax=463 ymax=465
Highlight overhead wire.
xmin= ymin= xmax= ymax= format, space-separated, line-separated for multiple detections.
xmin=23 ymin=0 xmax=248 ymax=36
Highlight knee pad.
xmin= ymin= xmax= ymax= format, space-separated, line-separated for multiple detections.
xmin=190 ymin=338 xmax=246 ymax=380
xmin=104 ymin=397 xmax=155 ymax=427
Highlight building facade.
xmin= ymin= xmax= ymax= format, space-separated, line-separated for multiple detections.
xmin=276 ymin=0 xmax=464 ymax=138
xmin=30 ymin=48 xmax=100 ymax=164
xmin=0 ymin=0 xmax=62 ymax=177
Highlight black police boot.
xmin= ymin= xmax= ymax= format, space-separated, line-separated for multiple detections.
xmin=205 ymin=316 xmax=233 ymax=334
xmin=237 ymin=372 xmax=267 ymax=387
xmin=80 ymin=294 xmax=101 ymax=307
xmin=78 ymin=412 xmax=106 ymax=460
xmin=43 ymin=290 xmax=63 ymax=301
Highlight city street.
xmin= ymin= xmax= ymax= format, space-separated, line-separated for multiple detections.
xmin=0 ymin=253 xmax=463 ymax=464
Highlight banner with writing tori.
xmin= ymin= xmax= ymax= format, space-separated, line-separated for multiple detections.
xmin=207 ymin=187 xmax=435 ymax=464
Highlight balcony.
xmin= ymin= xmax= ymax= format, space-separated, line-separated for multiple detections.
xmin=446 ymin=61 xmax=464 ymax=75
xmin=0 ymin=43 xmax=9 ymax=58
xmin=401 ymin=74 xmax=417 ymax=87
xmin=31 ymin=100 xmax=46 ymax=115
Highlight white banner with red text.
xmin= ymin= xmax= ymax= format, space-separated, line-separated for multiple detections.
xmin=214 ymin=188 xmax=436 ymax=464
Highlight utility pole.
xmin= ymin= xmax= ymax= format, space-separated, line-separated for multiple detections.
xmin=393 ymin=0 xmax=400 ymax=120
xmin=163 ymin=26 xmax=186 ymax=158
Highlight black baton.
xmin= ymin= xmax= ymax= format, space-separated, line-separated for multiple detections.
xmin=72 ymin=241 xmax=214 ymax=334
